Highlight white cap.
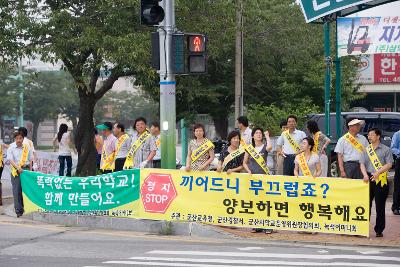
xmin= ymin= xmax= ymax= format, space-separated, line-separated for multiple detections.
xmin=348 ymin=119 xmax=365 ymax=126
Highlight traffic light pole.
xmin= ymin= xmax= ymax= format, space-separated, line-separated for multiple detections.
xmin=18 ymin=58 xmax=24 ymax=127
xmin=159 ymin=0 xmax=177 ymax=169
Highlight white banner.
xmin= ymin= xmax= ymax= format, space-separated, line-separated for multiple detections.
xmin=1 ymin=151 xmax=77 ymax=180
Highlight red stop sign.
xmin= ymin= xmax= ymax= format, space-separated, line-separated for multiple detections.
xmin=141 ymin=173 xmax=177 ymax=214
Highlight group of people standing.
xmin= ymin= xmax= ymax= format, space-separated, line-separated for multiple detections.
xmin=94 ymin=117 xmax=161 ymax=173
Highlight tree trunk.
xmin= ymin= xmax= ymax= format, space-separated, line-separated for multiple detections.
xmin=32 ymin=120 xmax=40 ymax=147
xmin=75 ymin=93 xmax=97 ymax=176
xmin=212 ymin=115 xmax=229 ymax=140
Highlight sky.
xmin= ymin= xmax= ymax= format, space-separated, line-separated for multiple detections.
xmin=352 ymin=1 xmax=400 ymax=16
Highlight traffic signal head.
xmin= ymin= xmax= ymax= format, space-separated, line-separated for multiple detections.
xmin=187 ymin=34 xmax=207 ymax=74
xmin=141 ymin=0 xmax=165 ymax=26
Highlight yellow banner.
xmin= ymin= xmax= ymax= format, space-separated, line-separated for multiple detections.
xmin=100 ymin=144 xmax=115 ymax=171
xmin=138 ymin=169 xmax=370 ymax=236
xmin=0 ymin=145 xmax=3 ymax=168
xmin=366 ymin=144 xmax=388 ymax=187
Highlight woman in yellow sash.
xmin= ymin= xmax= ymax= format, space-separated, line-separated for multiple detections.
xmin=306 ymin=120 xmax=331 ymax=177
xmin=243 ymin=127 xmax=272 ymax=175
xmin=185 ymin=124 xmax=215 ymax=171
xmin=217 ymin=131 xmax=244 ymax=174
xmin=294 ymin=137 xmax=321 ymax=177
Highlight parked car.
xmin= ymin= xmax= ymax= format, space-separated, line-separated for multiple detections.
xmin=304 ymin=112 xmax=400 ymax=176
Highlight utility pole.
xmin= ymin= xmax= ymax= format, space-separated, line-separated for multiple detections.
xmin=234 ymin=0 xmax=244 ymax=120
xmin=159 ymin=0 xmax=176 ymax=169
xmin=324 ymin=19 xmax=331 ymax=139
xmin=18 ymin=58 xmax=24 ymax=127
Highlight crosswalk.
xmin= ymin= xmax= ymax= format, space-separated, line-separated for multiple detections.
xmin=86 ymin=249 xmax=400 ymax=267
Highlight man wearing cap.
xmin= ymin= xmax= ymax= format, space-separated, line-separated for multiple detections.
xmin=112 ymin=123 xmax=131 ymax=172
xmin=96 ymin=122 xmax=117 ymax=174
xmin=334 ymin=118 xmax=369 ymax=179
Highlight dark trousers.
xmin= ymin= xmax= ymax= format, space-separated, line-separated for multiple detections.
xmin=102 ymin=170 xmax=112 ymax=174
xmin=343 ymin=161 xmax=363 ymax=179
xmin=369 ymin=178 xmax=389 ymax=234
xmin=59 ymin=156 xmax=72 ymax=176
xmin=283 ymin=154 xmax=296 ymax=176
xmin=0 ymin=166 xmax=3 ymax=206
xmin=11 ymin=172 xmax=26 ymax=215
xmin=153 ymin=160 xmax=161 ymax=168
xmin=393 ymin=158 xmax=400 ymax=211
xmin=114 ymin=158 xmax=126 ymax=172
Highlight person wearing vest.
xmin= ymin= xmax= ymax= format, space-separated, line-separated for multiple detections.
xmin=217 ymin=130 xmax=244 ymax=174
xmin=124 ymin=117 xmax=157 ymax=169
xmin=237 ymin=116 xmax=252 ymax=146
xmin=7 ymin=131 xmax=33 ymax=217
xmin=390 ymin=129 xmax=400 ymax=215
xmin=294 ymin=137 xmax=321 ymax=177
xmin=150 ymin=122 xmax=162 ymax=168
xmin=360 ymin=128 xmax=393 ymax=237
xmin=334 ymin=118 xmax=369 ymax=179
xmin=277 ymin=115 xmax=307 ymax=176
xmin=96 ymin=122 xmax=117 ymax=174
xmin=306 ymin=120 xmax=331 ymax=177
xmin=112 ymin=123 xmax=131 ymax=172
xmin=185 ymin=123 xmax=215 ymax=171
xmin=243 ymin=127 xmax=273 ymax=234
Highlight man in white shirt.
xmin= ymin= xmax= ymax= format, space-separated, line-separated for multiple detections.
xmin=8 ymin=127 xmax=36 ymax=169
xmin=277 ymin=115 xmax=307 ymax=176
xmin=112 ymin=123 xmax=131 ymax=172
xmin=237 ymin=116 xmax=252 ymax=145
xmin=150 ymin=122 xmax=161 ymax=168
xmin=7 ymin=131 xmax=33 ymax=217
xmin=335 ymin=118 xmax=369 ymax=179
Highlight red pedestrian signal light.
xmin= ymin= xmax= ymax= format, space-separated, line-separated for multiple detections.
xmin=188 ymin=35 xmax=206 ymax=53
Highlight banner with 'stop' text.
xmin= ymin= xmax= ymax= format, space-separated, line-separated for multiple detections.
xmin=21 ymin=169 xmax=370 ymax=236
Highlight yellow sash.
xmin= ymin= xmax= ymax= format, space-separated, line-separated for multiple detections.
xmin=344 ymin=133 xmax=364 ymax=153
xmin=191 ymin=139 xmax=214 ymax=163
xmin=155 ymin=137 xmax=161 ymax=148
xmin=366 ymin=144 xmax=388 ymax=187
xmin=0 ymin=145 xmax=3 ymax=168
xmin=11 ymin=145 xmax=29 ymax=177
xmin=222 ymin=147 xmax=245 ymax=170
xmin=242 ymin=143 xmax=270 ymax=174
xmin=312 ymin=131 xmax=321 ymax=153
xmin=283 ymin=130 xmax=301 ymax=154
xmin=298 ymin=152 xmax=313 ymax=177
xmin=111 ymin=134 xmax=130 ymax=169
xmin=123 ymin=131 xmax=151 ymax=169
xmin=100 ymin=142 xmax=116 ymax=171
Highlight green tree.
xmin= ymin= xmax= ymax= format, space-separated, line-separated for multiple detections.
xmin=0 ymin=68 xmax=18 ymax=139
xmin=17 ymin=0 xmax=154 ymax=175
xmin=24 ymin=71 xmax=70 ymax=146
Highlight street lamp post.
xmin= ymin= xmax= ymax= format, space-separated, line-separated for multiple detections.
xmin=9 ymin=58 xmax=25 ymax=127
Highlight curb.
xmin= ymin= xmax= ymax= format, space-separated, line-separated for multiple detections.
xmin=2 ymin=204 xmax=237 ymax=239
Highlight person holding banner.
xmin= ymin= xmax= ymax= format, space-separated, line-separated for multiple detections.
xmin=7 ymin=131 xmax=33 ymax=217
xmin=360 ymin=128 xmax=393 ymax=237
xmin=112 ymin=123 xmax=131 ymax=172
xmin=185 ymin=123 xmax=215 ymax=171
xmin=150 ymin=122 xmax=161 ymax=168
xmin=243 ymin=127 xmax=273 ymax=234
xmin=124 ymin=117 xmax=156 ymax=169
xmin=294 ymin=137 xmax=321 ymax=177
xmin=96 ymin=122 xmax=117 ymax=174
xmin=277 ymin=115 xmax=307 ymax=176
xmin=243 ymin=127 xmax=272 ymax=175
xmin=217 ymin=130 xmax=244 ymax=174
xmin=306 ymin=120 xmax=331 ymax=177
xmin=335 ymin=118 xmax=368 ymax=179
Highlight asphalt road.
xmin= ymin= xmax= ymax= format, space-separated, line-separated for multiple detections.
xmin=1 ymin=215 xmax=400 ymax=267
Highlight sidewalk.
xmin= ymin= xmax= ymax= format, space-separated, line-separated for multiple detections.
xmin=220 ymin=199 xmax=400 ymax=247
